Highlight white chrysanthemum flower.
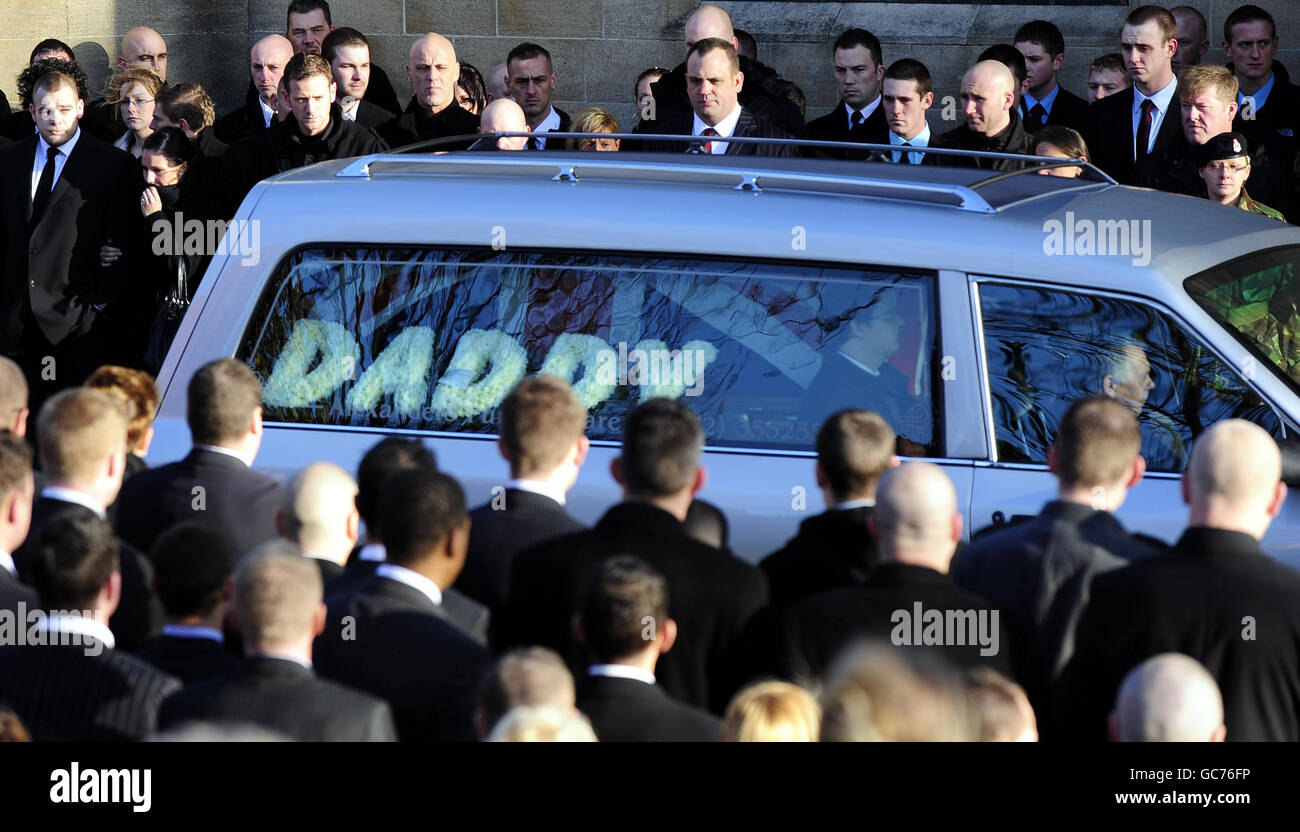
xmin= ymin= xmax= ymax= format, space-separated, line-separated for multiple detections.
xmin=429 ymin=329 xmax=528 ymax=419
xmin=346 ymin=326 xmax=436 ymax=416
xmin=263 ymin=320 xmax=361 ymax=408
xmin=635 ymin=338 xmax=719 ymax=399
xmin=539 ymin=333 xmax=618 ymax=411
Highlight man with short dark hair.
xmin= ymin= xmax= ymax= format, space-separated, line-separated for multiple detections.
xmin=930 ymin=59 xmax=1035 ymax=169
xmin=213 ymin=35 xmax=295 ymax=145
xmin=806 ymin=28 xmax=888 ymax=160
xmin=458 ymin=376 xmax=587 ymax=612
xmin=285 ymin=1 xmax=400 ymax=113
xmin=1014 ymin=20 xmax=1089 ymax=134
xmin=153 ymin=82 xmax=226 ymax=218
xmin=506 ymin=43 xmax=570 ymax=150
xmin=0 ymin=512 xmax=180 ymax=741
xmin=0 ymin=434 xmax=36 ymax=616
xmin=115 ymin=358 xmax=284 ymax=559
xmin=135 ymin=522 xmax=240 ymax=684
xmin=1087 ymin=53 xmax=1130 ymax=103
xmin=761 ymin=409 xmax=897 ymax=609
xmin=575 ymin=557 xmax=721 ymax=741
xmin=1171 ymin=6 xmax=1210 ymax=71
xmin=0 ymin=40 xmax=75 ymax=141
xmin=880 ymin=58 xmax=933 ymax=165
xmin=735 ymin=29 xmax=758 ymax=62
xmin=500 ymin=398 xmax=768 ymax=712
xmin=160 ymin=544 xmax=397 ymax=741
xmin=315 ymin=467 xmax=492 ymax=741
xmin=322 ymin=27 xmax=396 ymax=129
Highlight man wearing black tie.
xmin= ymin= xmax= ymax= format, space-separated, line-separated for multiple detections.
xmin=881 ymin=59 xmax=934 ymax=165
xmin=1087 ymin=6 xmax=1187 ymax=190
xmin=1013 ymin=20 xmax=1090 ymax=135
xmin=0 ymin=62 xmax=137 ymax=406
xmin=806 ymin=28 xmax=888 ymax=159
xmin=506 ymin=43 xmax=571 ymax=150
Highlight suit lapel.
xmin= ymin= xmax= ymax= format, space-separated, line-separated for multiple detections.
xmin=725 ymin=110 xmax=758 ymax=155
xmin=19 ymin=135 xmax=37 ymax=226
xmin=39 ymin=134 xmax=89 ymax=223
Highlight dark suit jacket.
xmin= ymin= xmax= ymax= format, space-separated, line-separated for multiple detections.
xmin=135 ymin=633 xmax=241 ymax=685
xmin=806 ymin=100 xmax=889 ymax=160
xmin=115 ymin=447 xmax=284 ymax=560
xmin=325 ymin=556 xmax=490 ymax=646
xmin=213 ymin=94 xmax=273 ymax=147
xmin=799 ymin=350 xmax=914 ymax=435
xmin=778 ymin=562 xmax=1011 ymax=684
xmin=0 ymin=564 xmax=37 ymax=617
xmin=15 ymin=497 xmax=164 ymax=652
xmin=498 ymin=502 xmax=769 ymax=712
xmin=1021 ymin=86 xmax=1090 ymax=136
xmin=309 ymin=556 xmax=345 ymax=585
xmin=535 ymin=106 xmax=572 ymax=150
xmin=760 ymin=505 xmax=877 ymax=610
xmin=638 ymin=56 xmax=805 ymax=139
xmin=351 ymin=99 xmax=397 ymax=132
xmin=457 ymin=488 xmax=584 ymax=612
xmin=379 ymin=98 xmax=480 ymax=150
xmin=0 ymin=130 xmax=139 ymax=349
xmin=0 ymin=637 xmax=179 ymax=740
xmin=1087 ymin=84 xmax=1188 ymax=191
xmin=1058 ymin=527 xmax=1300 ymax=742
xmin=577 ymin=673 xmax=721 ymax=742
xmin=928 ymin=110 xmax=1036 ymax=170
xmin=314 ymin=574 xmax=492 ymax=741
xmin=1232 ymin=61 xmax=1300 ymax=223
xmin=646 ymin=109 xmax=798 ymax=158
xmin=158 ymin=655 xmax=397 ymax=741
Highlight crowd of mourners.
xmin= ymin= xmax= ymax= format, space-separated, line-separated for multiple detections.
xmin=0 ymin=0 xmax=1298 ymax=742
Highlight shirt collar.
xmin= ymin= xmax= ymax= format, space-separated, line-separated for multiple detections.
xmin=1238 ymin=71 xmax=1276 ymax=112
xmin=693 ymin=103 xmax=744 ymax=146
xmin=1023 ymin=84 xmax=1059 ymax=115
xmin=837 ymin=349 xmax=880 ymax=376
xmin=37 ymin=125 xmax=80 ymax=161
xmin=375 ymin=562 xmax=442 ymax=606
xmin=889 ymin=122 xmax=930 ymax=146
xmin=259 ymin=97 xmax=275 ymax=127
xmin=506 ymin=478 xmax=567 ymax=506
xmin=162 ymin=624 xmax=224 ymax=643
xmin=193 ymin=444 xmax=253 ymax=467
xmin=845 ymin=95 xmax=882 ymax=126
xmin=533 ymin=106 xmax=561 ymax=148
xmin=40 ymin=486 xmax=106 ymax=519
xmin=1135 ymin=75 xmax=1178 ymax=114
xmin=588 ymin=664 xmax=656 ymax=685
xmin=248 ymin=649 xmax=312 ymax=669
xmin=35 ymin=613 xmax=115 ymax=650
xmin=0 ymin=549 xmax=15 ymax=579
xmin=340 ymin=97 xmax=361 ymax=121
xmin=357 ymin=542 xmax=387 ymax=562
xmin=836 ymin=498 xmax=876 ymax=510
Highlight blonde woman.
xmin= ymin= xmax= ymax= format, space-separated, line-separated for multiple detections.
xmin=721 ymin=681 xmax=821 ymax=741
xmin=107 ymin=68 xmax=162 ymax=158
xmin=568 ymin=106 xmax=621 ymax=151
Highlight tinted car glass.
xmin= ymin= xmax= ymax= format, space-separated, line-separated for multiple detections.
xmin=979 ymin=282 xmax=1280 ymax=471
xmin=237 ymin=247 xmax=942 ymax=454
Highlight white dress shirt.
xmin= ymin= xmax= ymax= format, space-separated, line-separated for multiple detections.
xmin=506 ymin=478 xmax=567 ymax=506
xmin=31 ymin=127 xmax=80 ymax=200
xmin=692 ymin=104 xmax=744 ymax=155
xmin=341 ymin=97 xmax=361 ymax=122
xmin=889 ymin=123 xmax=931 ymax=164
xmin=845 ymin=95 xmax=882 ymax=130
xmin=40 ymin=486 xmax=106 ymax=518
xmin=0 ymin=549 xmax=15 ymax=579
xmin=34 ymin=613 xmax=115 ymax=650
xmin=357 ymin=543 xmax=387 ymax=562
xmin=259 ymin=97 xmax=276 ymax=128
xmin=533 ymin=106 xmax=562 ymax=149
xmin=588 ymin=664 xmax=657 ymax=685
xmin=375 ymin=562 xmax=442 ymax=606
xmin=835 ymin=498 xmax=876 ymax=511
xmin=193 ymin=443 xmax=253 ymax=467
xmin=1132 ymin=76 xmax=1178 ymax=158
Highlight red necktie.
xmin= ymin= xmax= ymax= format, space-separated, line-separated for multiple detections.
xmin=1135 ymin=98 xmax=1156 ymax=161
xmin=701 ymin=126 xmax=718 ymax=153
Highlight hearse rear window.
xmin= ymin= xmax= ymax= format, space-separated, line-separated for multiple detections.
xmin=238 ymin=247 xmax=942 ymax=454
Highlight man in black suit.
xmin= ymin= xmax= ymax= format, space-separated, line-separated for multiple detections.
xmin=213 ymin=35 xmax=295 ymax=145
xmin=1014 ymin=20 xmax=1090 ymax=135
xmin=506 ymin=43 xmax=570 ymax=150
xmin=1154 ymin=66 xmax=1243 ymax=199
xmin=778 ymin=462 xmax=1009 ymax=684
xmin=457 ymin=375 xmax=586 ymax=613
xmin=0 ymin=39 xmax=75 ymax=142
xmin=115 ymin=358 xmax=284 ymax=559
xmin=1059 ymin=419 xmax=1300 ymax=741
xmin=159 ymin=544 xmax=397 ymax=741
xmin=323 ymin=27 xmax=398 ymax=130
xmin=380 ymin=33 xmax=479 ymax=149
xmin=806 ymin=28 xmax=889 ymax=160
xmin=0 ymin=512 xmax=180 ymax=741
xmin=645 ymin=38 xmax=797 ymax=158
xmin=15 ymin=388 xmax=163 ymax=651
xmin=285 ymin=0 xmax=401 ymax=114
xmin=498 ymin=398 xmax=768 ymax=712
xmin=0 ymin=61 xmax=139 ymax=409
xmin=761 ymin=409 xmax=896 ymax=610
xmin=575 ymin=557 xmax=721 ymax=742
xmin=135 ymin=523 xmax=240 ymax=685
xmin=879 ymin=59 xmax=934 ymax=165
xmin=929 ymin=59 xmax=1035 ymax=169
xmin=314 ymin=468 xmax=491 ymax=741
xmin=279 ymin=461 xmax=357 ymax=584
xmin=0 ymin=435 xmax=37 ymax=617
xmin=952 ymin=396 xmax=1164 ymax=728
xmin=1087 ymin=6 xmax=1187 ymax=190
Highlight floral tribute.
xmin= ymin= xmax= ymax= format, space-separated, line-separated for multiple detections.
xmin=428 ymin=328 xmax=529 ymax=419
xmin=346 ymin=326 xmax=436 ymax=416
xmin=263 ymin=320 xmax=361 ymax=408
xmin=538 ymin=333 xmax=619 ymax=410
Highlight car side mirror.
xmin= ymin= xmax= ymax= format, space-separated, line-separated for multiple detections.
xmin=1280 ymin=437 xmax=1300 ymax=488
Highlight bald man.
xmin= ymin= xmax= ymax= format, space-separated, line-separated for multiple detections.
xmin=1112 ymin=653 xmax=1226 ymax=741
xmin=119 ymin=27 xmax=168 ymax=80
xmin=633 ymin=3 xmax=804 ymax=140
xmin=381 ymin=33 xmax=479 ymax=149
xmin=1170 ymin=6 xmax=1208 ymax=72
xmin=778 ymin=462 xmax=1009 ymax=683
xmin=1061 ymin=419 xmax=1300 ymax=741
xmin=473 ymin=98 xmax=529 ymax=150
xmin=0 ymin=357 xmax=29 ymax=437
xmin=278 ymin=461 xmax=361 ymax=583
xmin=487 ymin=62 xmax=511 ymax=104
xmin=930 ymin=60 xmax=1035 ymax=169
xmin=213 ymin=34 xmax=295 ymax=145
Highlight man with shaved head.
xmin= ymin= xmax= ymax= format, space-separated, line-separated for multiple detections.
xmin=1112 ymin=653 xmax=1226 ymax=741
xmin=473 ymin=98 xmax=528 ymax=150
xmin=486 ymin=63 xmax=511 ymax=105
xmin=1061 ymin=419 xmax=1300 ymax=741
xmin=213 ymin=34 xmax=295 ymax=145
xmin=381 ymin=32 xmax=479 ymax=149
xmin=779 ymin=462 xmax=1008 ymax=682
xmin=1171 ymin=6 xmax=1209 ymax=71
xmin=119 ymin=27 xmax=168 ymax=80
xmin=930 ymin=59 xmax=1035 ymax=169
xmin=279 ymin=461 xmax=360 ymax=583
xmin=0 ymin=357 xmax=29 ymax=438
xmin=635 ymin=3 xmax=803 ymax=140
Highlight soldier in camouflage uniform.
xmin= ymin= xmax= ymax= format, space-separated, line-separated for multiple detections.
xmin=1197 ymin=131 xmax=1287 ymax=222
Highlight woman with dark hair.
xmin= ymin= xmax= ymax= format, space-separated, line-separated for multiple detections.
xmin=1033 ymin=125 xmax=1090 ymax=179
xmin=456 ymin=62 xmax=487 ymax=115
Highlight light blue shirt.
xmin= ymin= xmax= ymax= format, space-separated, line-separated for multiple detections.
xmin=1131 ymin=76 xmax=1178 ymax=158
xmin=1237 ymin=71 xmax=1275 ymax=115
xmin=889 ymin=124 xmax=930 ymax=164
xmin=1022 ymin=85 xmax=1060 ymax=125
xmin=31 ymin=126 xmax=80 ymax=201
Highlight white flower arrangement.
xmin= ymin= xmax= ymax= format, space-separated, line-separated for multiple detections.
xmin=345 ymin=326 xmax=435 ymax=417
xmin=538 ymin=333 xmax=618 ymax=411
xmin=635 ymin=339 xmax=719 ymax=400
xmin=429 ymin=328 xmax=528 ymax=419
xmin=263 ymin=319 xmax=361 ymax=408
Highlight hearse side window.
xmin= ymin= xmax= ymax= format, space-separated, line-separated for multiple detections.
xmin=978 ymin=282 xmax=1280 ymax=472
xmin=238 ymin=247 xmax=943 ymax=454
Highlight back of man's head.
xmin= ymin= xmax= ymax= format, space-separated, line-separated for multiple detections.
xmin=499 ymin=375 xmax=586 ymax=478
xmin=0 ymin=357 xmax=27 ymax=435
xmin=1185 ymin=419 xmax=1284 ymax=536
xmin=0 ymin=434 xmax=34 ymax=549
xmin=1052 ymin=395 xmax=1141 ymax=492
xmin=685 ymin=4 xmax=735 ymax=48
xmin=188 ymin=359 xmax=263 ymax=446
xmin=28 ymin=512 xmax=118 ymax=612
xmin=620 ymin=398 xmax=703 ymax=498
xmin=377 ymin=467 xmax=467 ymax=567
xmin=966 ymin=667 xmax=1037 ymax=741
xmin=819 ymin=642 xmax=977 ymax=741
xmin=477 ymin=646 xmax=576 ymax=737
xmin=233 ymin=544 xmax=321 ymax=652
xmin=1115 ymin=653 xmax=1226 ymax=741
xmin=580 ymin=556 xmax=668 ymax=664
xmin=37 ymin=388 xmax=128 ymax=486
xmin=150 ymin=522 xmax=238 ymax=621
xmin=873 ymin=462 xmax=960 ymax=570
xmin=355 ymin=437 xmax=437 ymax=536
xmin=282 ymin=461 xmax=358 ymax=556
xmin=816 ymin=409 xmax=895 ymax=502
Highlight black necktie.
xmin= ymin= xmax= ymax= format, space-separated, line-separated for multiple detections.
xmin=1135 ymin=98 xmax=1156 ymax=161
xmin=700 ymin=126 xmax=719 ymax=153
xmin=31 ymin=146 xmax=59 ymax=226
xmin=851 ymin=110 xmax=866 ymax=133
xmin=527 ymin=136 xmax=540 ymax=150
xmin=896 ymin=141 xmax=911 ymax=164
xmin=1029 ymin=103 xmax=1047 ymax=125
